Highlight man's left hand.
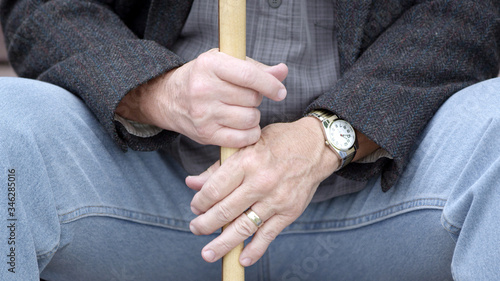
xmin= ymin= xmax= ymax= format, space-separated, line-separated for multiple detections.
xmin=186 ymin=117 xmax=340 ymax=267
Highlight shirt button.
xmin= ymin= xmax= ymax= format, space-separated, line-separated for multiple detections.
xmin=268 ymin=0 xmax=282 ymax=8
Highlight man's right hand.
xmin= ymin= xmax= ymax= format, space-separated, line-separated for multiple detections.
xmin=116 ymin=48 xmax=288 ymax=148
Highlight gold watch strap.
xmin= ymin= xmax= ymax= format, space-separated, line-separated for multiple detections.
xmin=307 ymin=110 xmax=357 ymax=171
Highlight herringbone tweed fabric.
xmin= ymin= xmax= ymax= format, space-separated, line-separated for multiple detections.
xmin=1 ymin=0 xmax=499 ymax=190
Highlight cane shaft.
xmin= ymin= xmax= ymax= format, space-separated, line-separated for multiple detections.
xmin=219 ymin=0 xmax=246 ymax=280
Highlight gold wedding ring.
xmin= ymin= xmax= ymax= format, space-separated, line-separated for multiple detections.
xmin=245 ymin=209 xmax=263 ymax=228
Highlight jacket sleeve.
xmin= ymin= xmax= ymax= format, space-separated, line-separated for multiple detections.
xmin=307 ymin=0 xmax=500 ymax=190
xmin=0 ymin=0 xmax=190 ymax=151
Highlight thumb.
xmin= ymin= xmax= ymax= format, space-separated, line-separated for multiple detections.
xmin=247 ymin=58 xmax=288 ymax=82
xmin=185 ymin=161 xmax=221 ymax=191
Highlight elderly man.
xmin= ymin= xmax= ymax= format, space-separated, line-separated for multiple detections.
xmin=0 ymin=0 xmax=499 ymax=280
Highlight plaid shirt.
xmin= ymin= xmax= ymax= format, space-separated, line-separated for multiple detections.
xmin=157 ymin=0 xmax=366 ymax=200
xmin=2 ymin=0 xmax=498 ymax=192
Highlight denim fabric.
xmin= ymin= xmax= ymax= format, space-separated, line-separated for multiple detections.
xmin=0 ymin=77 xmax=499 ymax=280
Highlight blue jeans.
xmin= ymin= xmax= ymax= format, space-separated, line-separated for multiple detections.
xmin=0 ymin=77 xmax=499 ymax=281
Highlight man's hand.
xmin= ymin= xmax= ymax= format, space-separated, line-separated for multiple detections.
xmin=116 ymin=48 xmax=288 ymax=148
xmin=186 ymin=117 xmax=341 ymax=267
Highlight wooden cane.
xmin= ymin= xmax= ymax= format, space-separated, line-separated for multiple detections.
xmin=219 ymin=0 xmax=246 ymax=280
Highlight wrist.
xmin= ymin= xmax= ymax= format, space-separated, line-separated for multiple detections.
xmin=116 ymin=77 xmax=161 ymax=125
xmin=352 ymin=129 xmax=380 ymax=162
xmin=115 ymin=69 xmax=177 ymax=130
xmin=296 ymin=117 xmax=342 ymax=175
xmin=306 ymin=110 xmax=358 ymax=171
xmin=115 ymin=86 xmax=146 ymax=123
xmin=302 ymin=111 xmax=380 ymax=171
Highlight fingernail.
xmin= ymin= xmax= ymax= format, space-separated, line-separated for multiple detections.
xmin=189 ymin=223 xmax=199 ymax=235
xmin=203 ymin=249 xmax=216 ymax=262
xmin=278 ymin=88 xmax=287 ymax=100
xmin=241 ymin=257 xmax=252 ymax=267
xmin=191 ymin=205 xmax=201 ymax=215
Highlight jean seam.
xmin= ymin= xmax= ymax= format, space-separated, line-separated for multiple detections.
xmin=36 ymin=242 xmax=60 ymax=260
xmin=58 ymin=205 xmax=193 ymax=232
xmin=37 ymin=207 xmax=194 ymax=261
xmin=297 ymin=198 xmax=447 ymax=224
xmin=284 ymin=198 xmax=447 ymax=233
xmin=29 ymin=124 xmax=64 ymax=261
xmin=440 ymin=212 xmax=462 ymax=235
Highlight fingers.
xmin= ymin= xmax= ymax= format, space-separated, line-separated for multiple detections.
xmin=238 ymin=215 xmax=288 ymax=266
xmin=217 ymin=83 xmax=263 ymax=107
xmin=246 ymin=57 xmax=288 ymax=82
xmin=210 ymin=125 xmax=262 ymax=148
xmin=167 ymin=50 xmax=287 ymax=147
xmin=264 ymin=63 xmax=288 ymax=83
xmin=198 ymin=205 xmax=278 ymax=265
xmin=190 ymin=160 xmax=245 ymax=215
xmin=205 ymin=51 xmax=287 ymax=102
xmin=215 ymin=63 xmax=287 ymax=102
xmin=185 ymin=161 xmax=220 ymax=191
xmin=190 ymin=182 xmax=261 ymax=234
xmin=186 ymin=121 xmax=327 ymax=268
xmin=199 ymin=213 xmax=259 ymax=263
xmin=186 ymin=102 xmax=262 ymax=147
xmin=213 ymin=104 xmax=261 ymax=130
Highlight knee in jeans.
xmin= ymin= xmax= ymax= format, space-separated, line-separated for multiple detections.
xmin=0 ymin=77 xmax=84 ymax=133
xmin=444 ymin=77 xmax=500 ymax=120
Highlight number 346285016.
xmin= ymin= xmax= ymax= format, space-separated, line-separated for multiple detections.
xmin=8 ymin=169 xmax=15 ymax=216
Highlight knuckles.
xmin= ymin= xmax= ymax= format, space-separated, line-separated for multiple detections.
xmin=192 ymin=124 xmax=213 ymax=145
xmin=215 ymin=236 xmax=234 ymax=254
xmin=258 ymin=227 xmax=279 ymax=245
xmin=224 ymin=128 xmax=261 ymax=149
xmin=214 ymin=202 xmax=234 ymax=224
xmin=233 ymin=218 xmax=256 ymax=238
xmin=194 ymin=50 xmax=218 ymax=70
xmin=188 ymin=79 xmax=210 ymax=99
xmin=203 ymin=181 xmax=222 ymax=203
xmin=243 ymin=109 xmax=260 ymax=129
xmin=237 ymin=63 xmax=258 ymax=86
xmin=251 ymin=92 xmax=264 ymax=107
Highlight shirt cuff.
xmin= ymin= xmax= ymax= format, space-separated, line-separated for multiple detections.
xmin=114 ymin=114 xmax=163 ymax=138
xmin=354 ymin=147 xmax=393 ymax=163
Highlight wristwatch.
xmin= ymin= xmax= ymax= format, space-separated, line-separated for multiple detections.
xmin=307 ymin=110 xmax=357 ymax=171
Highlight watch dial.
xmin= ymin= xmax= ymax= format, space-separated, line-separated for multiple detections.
xmin=329 ymin=120 xmax=355 ymax=150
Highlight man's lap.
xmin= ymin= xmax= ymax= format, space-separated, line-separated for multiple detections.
xmin=295 ymin=77 xmax=500 ymax=232
xmin=0 ymin=77 xmax=206 ymax=280
xmin=290 ymin=77 xmax=500 ymax=279
xmin=1 ymin=77 xmax=499 ymax=279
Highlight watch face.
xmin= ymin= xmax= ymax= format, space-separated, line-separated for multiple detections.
xmin=329 ymin=120 xmax=355 ymax=150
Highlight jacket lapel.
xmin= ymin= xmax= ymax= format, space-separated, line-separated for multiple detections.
xmin=144 ymin=0 xmax=371 ymax=73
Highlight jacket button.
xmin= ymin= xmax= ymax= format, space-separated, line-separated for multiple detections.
xmin=268 ymin=0 xmax=281 ymax=8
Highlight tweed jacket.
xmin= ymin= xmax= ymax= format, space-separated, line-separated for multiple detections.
xmin=1 ymin=0 xmax=499 ymax=190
